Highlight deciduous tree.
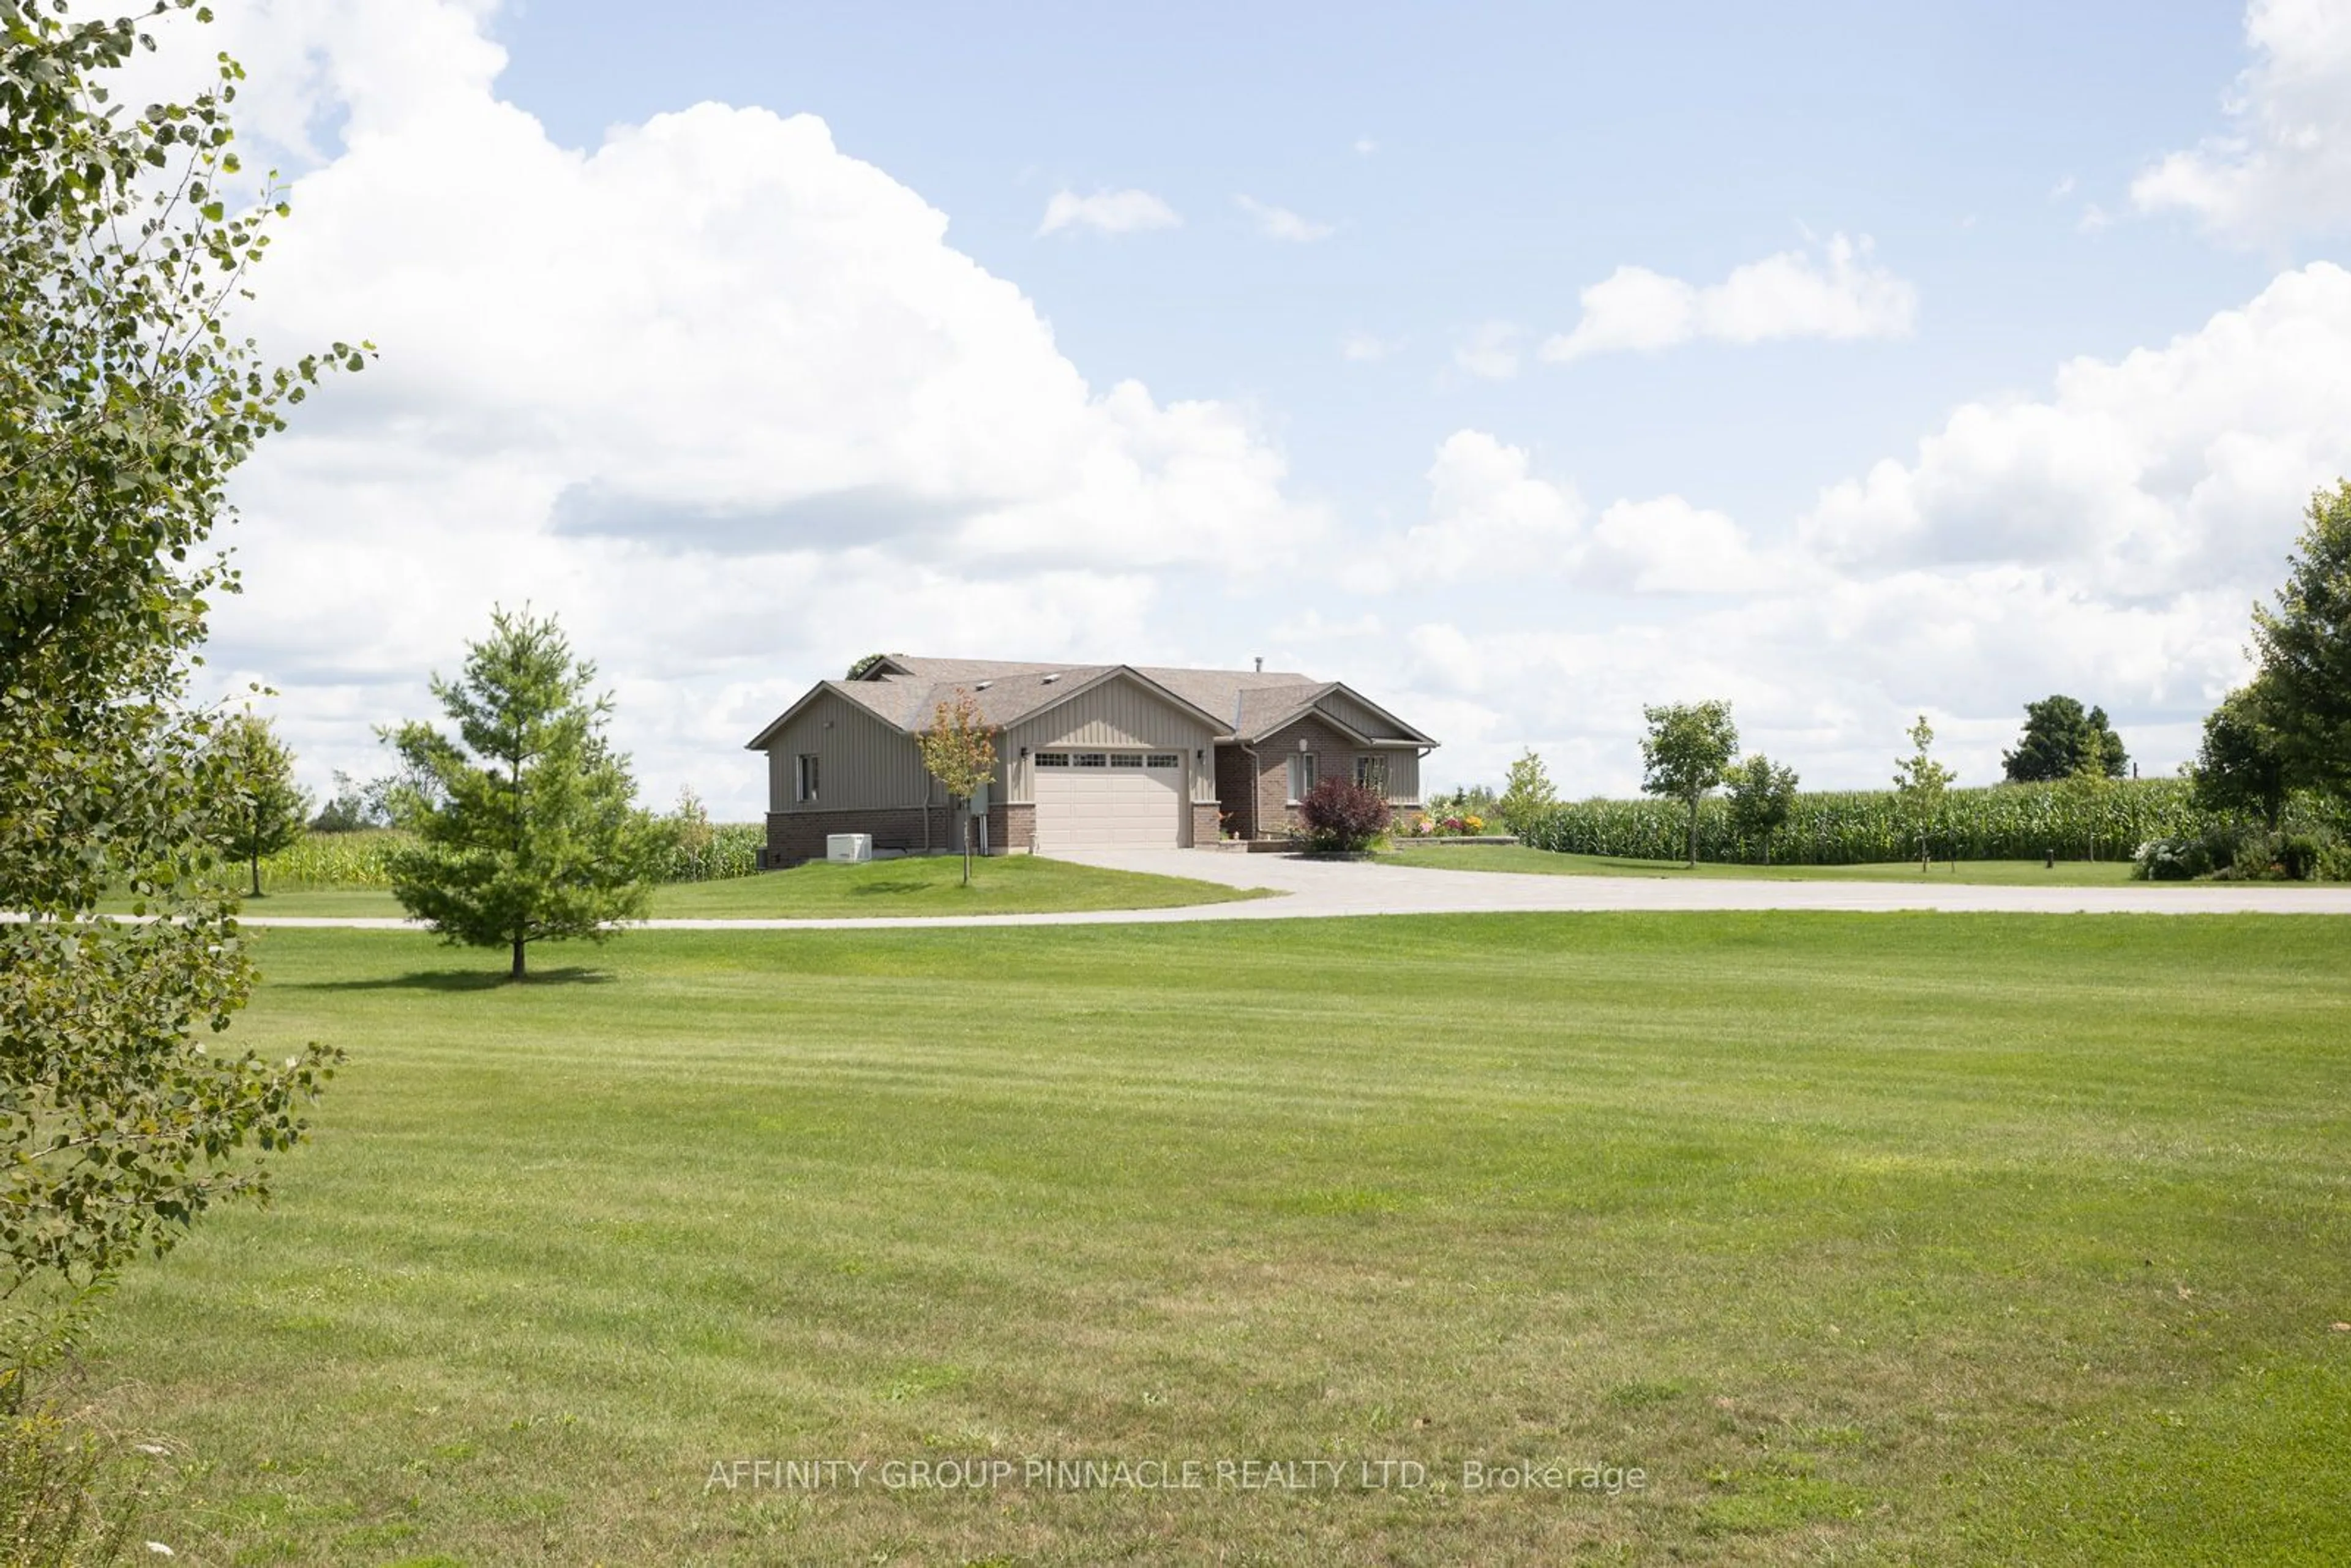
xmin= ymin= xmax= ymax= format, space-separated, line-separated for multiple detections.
xmin=309 ymin=769 xmax=394 ymax=832
xmin=1 ymin=1 xmax=346 ymax=1302
xmin=2251 ymin=480 xmax=2351 ymax=803
xmin=2058 ymin=729 xmax=2121 ymax=861
xmin=2001 ymin=695 xmax=2129 ymax=782
xmin=383 ymin=610 xmax=664 ymax=980
xmin=666 ymin=787 xmax=716 ymax=881
xmin=208 ymin=709 xmax=311 ymax=896
xmin=1892 ymin=716 xmax=1957 ymax=869
xmin=2191 ymin=680 xmax=2292 ymax=832
xmin=916 ymin=690 xmax=997 ymax=886
xmin=1640 ymin=701 xmax=1738 ymax=867
xmin=1724 ymin=753 xmax=1799 ymax=864
xmin=1496 ymin=749 xmax=1557 ymax=836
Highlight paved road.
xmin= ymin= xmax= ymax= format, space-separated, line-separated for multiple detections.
xmin=229 ymin=848 xmax=2351 ymax=931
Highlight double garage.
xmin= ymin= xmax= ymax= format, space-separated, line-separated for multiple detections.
xmin=1029 ymin=750 xmax=1189 ymax=850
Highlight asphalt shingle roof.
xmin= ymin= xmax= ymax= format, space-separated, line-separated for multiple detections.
xmin=749 ymin=656 xmax=1431 ymax=749
xmin=855 ymin=658 xmax=1325 ymax=736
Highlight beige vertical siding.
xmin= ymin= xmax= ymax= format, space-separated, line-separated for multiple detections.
xmin=1387 ymin=748 xmax=1422 ymax=804
xmin=1319 ymin=688 xmax=1414 ymax=742
xmin=1003 ymin=678 xmax=1218 ymax=803
xmin=763 ymin=690 xmax=932 ymax=813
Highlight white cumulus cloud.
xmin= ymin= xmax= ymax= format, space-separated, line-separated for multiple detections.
xmin=1541 ymin=233 xmax=1917 ymax=362
xmin=1235 ymin=195 xmax=1335 ymax=242
xmin=1408 ymin=430 xmax=1586 ymax=576
xmin=1037 ymin=187 xmax=1182 ymax=236
xmin=1799 ymin=263 xmax=2351 ymax=597
xmin=2132 ymin=0 xmax=2351 ymax=244
xmin=1583 ymin=496 xmax=1774 ymax=596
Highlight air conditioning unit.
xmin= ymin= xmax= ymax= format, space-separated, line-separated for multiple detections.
xmin=827 ymin=833 xmax=873 ymax=864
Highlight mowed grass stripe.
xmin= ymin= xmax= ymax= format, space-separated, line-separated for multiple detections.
xmin=89 ymin=915 xmax=2351 ymax=1565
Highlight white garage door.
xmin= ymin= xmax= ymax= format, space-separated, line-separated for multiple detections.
xmin=1032 ymin=751 xmax=1187 ymax=849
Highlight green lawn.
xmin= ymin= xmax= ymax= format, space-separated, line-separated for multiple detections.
xmin=107 ymin=852 xmax=1267 ymax=920
xmin=1382 ymin=843 xmax=2154 ymax=885
xmin=647 ymin=853 xmax=1265 ymax=918
xmin=91 ymin=917 xmax=2350 ymax=1564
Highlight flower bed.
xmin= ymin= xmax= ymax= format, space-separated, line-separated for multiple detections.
xmin=1405 ymin=811 xmax=1487 ymax=838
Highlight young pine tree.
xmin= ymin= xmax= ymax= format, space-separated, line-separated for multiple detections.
xmin=383 ymin=610 xmax=664 ymax=980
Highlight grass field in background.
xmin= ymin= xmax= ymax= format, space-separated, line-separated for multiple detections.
xmin=90 ymin=916 xmax=2350 ymax=1564
xmin=99 ymin=853 xmax=1266 ymax=920
xmin=1379 ymin=845 xmax=2151 ymax=885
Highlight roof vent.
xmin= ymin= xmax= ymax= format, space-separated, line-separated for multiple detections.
xmin=974 ymin=680 xmax=994 ymax=691
xmin=1040 ymin=673 xmax=1061 ymax=685
xmin=1254 ymin=656 xmax=1263 ymax=673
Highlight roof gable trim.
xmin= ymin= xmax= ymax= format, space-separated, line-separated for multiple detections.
xmin=1240 ymin=682 xmax=1436 ymax=746
xmin=1007 ymin=665 xmax=1231 ymax=736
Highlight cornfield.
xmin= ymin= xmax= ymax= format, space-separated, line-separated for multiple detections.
xmin=1518 ymin=778 xmax=2214 ymax=865
xmin=657 ymin=822 xmax=765 ymax=883
xmin=261 ymin=830 xmax=408 ymax=887
xmin=263 ymin=823 xmax=767 ymax=888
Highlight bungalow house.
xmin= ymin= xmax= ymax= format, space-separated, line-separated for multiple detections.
xmin=744 ymin=656 xmax=1436 ymax=865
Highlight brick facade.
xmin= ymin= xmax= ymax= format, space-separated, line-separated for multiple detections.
xmin=764 ymin=803 xmax=1035 ymax=868
xmin=1191 ymin=800 xmax=1223 ymax=846
xmin=1215 ymin=719 xmax=1414 ymax=838
xmin=1213 ymin=745 xmax=1260 ymax=838
xmin=1258 ymin=716 xmax=1372 ymax=832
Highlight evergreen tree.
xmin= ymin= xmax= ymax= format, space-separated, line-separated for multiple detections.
xmin=384 ymin=610 xmax=664 ymax=980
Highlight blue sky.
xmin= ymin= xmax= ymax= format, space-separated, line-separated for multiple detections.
xmin=148 ymin=0 xmax=2351 ymax=814
xmin=494 ymin=0 xmax=2263 ymax=520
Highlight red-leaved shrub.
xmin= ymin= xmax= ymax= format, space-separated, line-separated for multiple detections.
xmin=1299 ymin=778 xmax=1391 ymax=852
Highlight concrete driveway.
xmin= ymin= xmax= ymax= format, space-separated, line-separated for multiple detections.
xmin=1045 ymin=847 xmax=2351 ymax=919
xmin=220 ymin=849 xmax=2351 ymax=933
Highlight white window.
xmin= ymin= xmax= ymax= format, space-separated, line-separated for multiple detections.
xmin=795 ymin=752 xmax=819 ymax=803
xmin=1034 ymin=752 xmax=1070 ymax=768
xmin=1355 ymin=755 xmax=1389 ymax=794
xmin=1074 ymin=752 xmax=1108 ymax=768
xmin=1109 ymin=753 xmax=1144 ymax=768
xmin=1288 ymin=752 xmax=1316 ymax=803
xmin=1146 ymin=753 xmax=1179 ymax=769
